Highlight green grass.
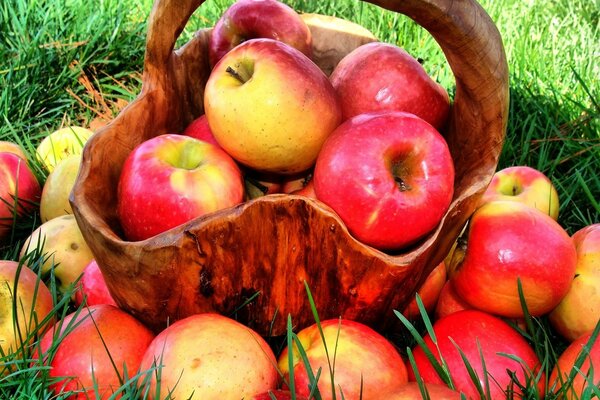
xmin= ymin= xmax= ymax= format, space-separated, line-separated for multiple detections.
xmin=0 ymin=0 xmax=598 ymax=398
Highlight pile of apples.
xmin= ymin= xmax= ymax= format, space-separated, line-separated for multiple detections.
xmin=0 ymin=0 xmax=598 ymax=399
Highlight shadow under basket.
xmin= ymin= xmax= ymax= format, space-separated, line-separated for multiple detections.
xmin=71 ymin=0 xmax=508 ymax=336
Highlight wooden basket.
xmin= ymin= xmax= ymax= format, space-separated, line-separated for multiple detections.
xmin=71 ymin=0 xmax=508 ymax=336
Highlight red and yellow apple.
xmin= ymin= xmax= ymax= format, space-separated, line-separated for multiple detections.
xmin=450 ymin=201 xmax=577 ymax=318
xmin=208 ymin=0 xmax=312 ymax=67
xmin=204 ymin=38 xmax=342 ymax=175
xmin=402 ymin=261 xmax=447 ymax=320
xmin=480 ymin=165 xmax=560 ymax=220
xmin=278 ymin=319 xmax=408 ymax=400
xmin=0 ymin=141 xmax=27 ymax=160
xmin=35 ymin=126 xmax=93 ymax=173
xmin=252 ymin=390 xmax=308 ymax=400
xmin=313 ymin=111 xmax=454 ymax=251
xmin=330 ymin=42 xmax=450 ymax=131
xmin=138 ymin=313 xmax=279 ymax=399
xmin=117 ymin=134 xmax=244 ymax=241
xmin=434 ymin=279 xmax=472 ymax=320
xmin=549 ymin=223 xmax=600 ymax=342
xmin=73 ymin=259 xmax=117 ymax=308
xmin=40 ymin=154 xmax=81 ymax=222
xmin=382 ymin=382 xmax=462 ymax=399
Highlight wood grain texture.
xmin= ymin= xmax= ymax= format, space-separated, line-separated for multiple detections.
xmin=71 ymin=0 xmax=508 ymax=335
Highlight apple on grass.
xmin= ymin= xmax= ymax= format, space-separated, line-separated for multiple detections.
xmin=0 ymin=152 xmax=42 ymax=240
xmin=117 ymin=134 xmax=244 ymax=241
xmin=409 ymin=310 xmax=544 ymax=400
xmin=278 ymin=319 xmax=408 ymax=400
xmin=208 ymin=0 xmax=312 ymax=67
xmin=383 ymin=382 xmax=462 ymax=399
xmin=549 ymin=223 xmax=600 ymax=342
xmin=204 ymin=38 xmax=342 ymax=175
xmin=401 ymin=261 xmax=447 ymax=320
xmin=36 ymin=126 xmax=93 ymax=173
xmin=74 ymin=259 xmax=117 ymax=308
xmin=450 ymin=200 xmax=577 ymax=318
xmin=138 ymin=313 xmax=279 ymax=399
xmin=40 ymin=154 xmax=81 ymax=222
xmin=480 ymin=165 xmax=560 ymax=219
xmin=0 ymin=141 xmax=28 ymax=160
xmin=35 ymin=304 xmax=154 ymax=400
xmin=313 ymin=111 xmax=454 ymax=251
xmin=330 ymin=42 xmax=450 ymax=131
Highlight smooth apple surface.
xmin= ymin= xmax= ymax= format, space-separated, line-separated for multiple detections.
xmin=138 ymin=313 xmax=279 ymax=399
xmin=451 ymin=201 xmax=577 ymax=318
xmin=117 ymin=134 xmax=244 ymax=241
xmin=252 ymin=390 xmax=308 ymax=400
xmin=409 ymin=310 xmax=544 ymax=399
xmin=40 ymin=154 xmax=81 ymax=222
xmin=36 ymin=126 xmax=93 ymax=173
xmin=434 ymin=279 xmax=472 ymax=320
xmin=549 ymin=223 xmax=600 ymax=341
xmin=36 ymin=304 xmax=154 ymax=399
xmin=0 ymin=152 xmax=42 ymax=240
xmin=278 ymin=319 xmax=408 ymax=400
xmin=74 ymin=259 xmax=117 ymax=308
xmin=0 ymin=141 xmax=27 ymax=160
xmin=330 ymin=42 xmax=450 ymax=131
xmin=208 ymin=0 xmax=312 ymax=67
xmin=382 ymin=382 xmax=462 ymax=399
xmin=182 ymin=114 xmax=221 ymax=148
xmin=402 ymin=261 xmax=447 ymax=320
xmin=205 ymin=38 xmax=342 ymax=175
xmin=313 ymin=111 xmax=454 ymax=251
xmin=480 ymin=165 xmax=559 ymax=220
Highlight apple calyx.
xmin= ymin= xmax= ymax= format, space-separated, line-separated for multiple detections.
xmin=498 ymin=179 xmax=523 ymax=196
xmin=226 ymin=60 xmax=254 ymax=84
xmin=390 ymin=159 xmax=412 ymax=192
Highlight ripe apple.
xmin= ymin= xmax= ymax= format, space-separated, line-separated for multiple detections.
xmin=73 ymin=259 xmax=117 ymax=308
xmin=434 ymin=280 xmax=472 ymax=320
xmin=252 ymin=390 xmax=308 ymax=400
xmin=382 ymin=382 xmax=462 ymax=399
xmin=450 ymin=201 xmax=577 ymax=318
xmin=204 ymin=38 xmax=342 ymax=175
xmin=549 ymin=223 xmax=600 ymax=341
xmin=549 ymin=331 xmax=600 ymax=399
xmin=278 ymin=319 xmax=408 ymax=400
xmin=480 ymin=165 xmax=560 ymax=220
xmin=208 ymin=0 xmax=312 ymax=67
xmin=36 ymin=126 xmax=93 ymax=173
xmin=409 ymin=310 xmax=544 ymax=399
xmin=117 ymin=134 xmax=244 ymax=241
xmin=20 ymin=214 xmax=95 ymax=294
xmin=0 ymin=152 xmax=42 ymax=240
xmin=40 ymin=154 xmax=81 ymax=222
xmin=402 ymin=261 xmax=447 ymax=320
xmin=138 ymin=313 xmax=279 ymax=399
xmin=330 ymin=42 xmax=450 ymax=131
xmin=313 ymin=111 xmax=454 ymax=250
xmin=36 ymin=304 xmax=154 ymax=399
xmin=0 ymin=260 xmax=54 ymax=358
xmin=182 ymin=114 xmax=221 ymax=148
xmin=0 ymin=141 xmax=27 ymax=160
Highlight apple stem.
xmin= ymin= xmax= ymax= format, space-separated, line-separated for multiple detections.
xmin=226 ymin=66 xmax=247 ymax=84
xmin=394 ymin=176 xmax=411 ymax=192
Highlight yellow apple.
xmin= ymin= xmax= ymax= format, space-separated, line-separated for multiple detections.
xmin=35 ymin=126 xmax=93 ymax=173
xmin=39 ymin=154 xmax=81 ymax=222
xmin=20 ymin=214 xmax=94 ymax=294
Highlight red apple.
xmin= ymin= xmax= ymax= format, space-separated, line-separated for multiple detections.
xmin=451 ymin=201 xmax=577 ymax=318
xmin=382 ymin=382 xmax=462 ymax=399
xmin=74 ymin=259 xmax=117 ymax=308
xmin=0 ymin=152 xmax=41 ymax=240
xmin=480 ymin=165 xmax=560 ymax=220
xmin=181 ymin=114 xmax=221 ymax=149
xmin=0 ymin=141 xmax=27 ymax=160
xmin=252 ymin=390 xmax=308 ymax=400
xmin=549 ymin=331 xmax=600 ymax=399
xmin=313 ymin=111 xmax=454 ymax=251
xmin=330 ymin=42 xmax=450 ymax=131
xmin=204 ymin=38 xmax=342 ymax=175
xmin=117 ymin=134 xmax=244 ymax=241
xmin=409 ymin=310 xmax=544 ymax=399
xmin=278 ymin=319 xmax=408 ymax=400
xmin=434 ymin=279 xmax=472 ymax=320
xmin=138 ymin=313 xmax=279 ymax=399
xmin=402 ymin=261 xmax=447 ymax=320
xmin=208 ymin=0 xmax=312 ymax=67
xmin=549 ymin=223 xmax=600 ymax=341
xmin=36 ymin=304 xmax=154 ymax=399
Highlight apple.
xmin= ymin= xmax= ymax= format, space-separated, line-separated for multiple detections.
xmin=0 ymin=260 xmax=54 ymax=358
xmin=480 ymin=165 xmax=560 ymax=220
xmin=117 ymin=134 xmax=244 ymax=241
xmin=329 ymin=42 xmax=450 ymax=131
xmin=549 ymin=331 xmax=600 ymax=400
xmin=40 ymin=154 xmax=81 ymax=222
xmin=36 ymin=304 xmax=154 ymax=399
xmin=73 ymin=259 xmax=117 ymax=308
xmin=20 ymin=214 xmax=95 ymax=294
xmin=208 ymin=0 xmax=312 ymax=67
xmin=244 ymin=170 xmax=284 ymax=199
xmin=182 ymin=114 xmax=221 ymax=149
xmin=434 ymin=280 xmax=472 ymax=320
xmin=204 ymin=38 xmax=342 ymax=175
xmin=409 ymin=310 xmax=544 ymax=399
xmin=35 ymin=126 xmax=93 ymax=173
xmin=278 ymin=319 xmax=408 ymax=400
xmin=450 ymin=201 xmax=577 ymax=318
xmin=382 ymin=382 xmax=462 ymax=399
xmin=549 ymin=223 xmax=600 ymax=342
xmin=313 ymin=111 xmax=454 ymax=250
xmin=402 ymin=261 xmax=447 ymax=321
xmin=138 ymin=313 xmax=279 ymax=399
xmin=252 ymin=390 xmax=308 ymax=400
xmin=0 ymin=141 xmax=27 ymax=160
xmin=0 ymin=152 xmax=42 ymax=240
